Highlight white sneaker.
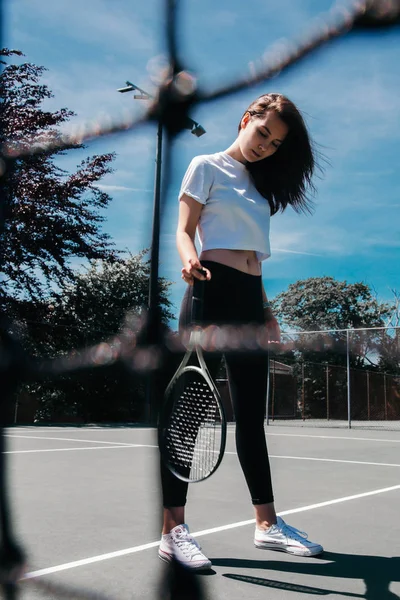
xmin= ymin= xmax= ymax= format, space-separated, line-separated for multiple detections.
xmin=159 ymin=524 xmax=212 ymax=571
xmin=254 ymin=516 xmax=323 ymax=557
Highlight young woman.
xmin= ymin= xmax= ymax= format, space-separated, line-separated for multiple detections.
xmin=159 ymin=93 xmax=323 ymax=569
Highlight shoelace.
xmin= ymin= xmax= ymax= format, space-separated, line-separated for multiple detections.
xmin=279 ymin=521 xmax=309 ymax=541
xmin=172 ymin=530 xmax=201 ymax=558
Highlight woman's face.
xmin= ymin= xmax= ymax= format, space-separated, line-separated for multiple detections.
xmin=239 ymin=110 xmax=289 ymax=163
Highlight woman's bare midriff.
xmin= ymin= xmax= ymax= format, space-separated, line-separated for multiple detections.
xmin=199 ymin=249 xmax=261 ymax=276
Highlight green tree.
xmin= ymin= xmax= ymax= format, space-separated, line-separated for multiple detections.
xmin=273 ymin=276 xmax=392 ymax=370
xmin=273 ymin=277 xmax=390 ymax=332
xmin=0 ymin=49 xmax=118 ymax=313
xmin=51 ymin=251 xmax=174 ymax=343
xmin=377 ymin=290 xmax=400 ymax=376
xmin=272 ymin=277 xmax=392 ymax=419
xmin=18 ymin=253 xmax=175 ymax=423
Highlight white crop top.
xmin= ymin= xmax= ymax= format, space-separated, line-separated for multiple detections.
xmin=179 ymin=152 xmax=271 ymax=261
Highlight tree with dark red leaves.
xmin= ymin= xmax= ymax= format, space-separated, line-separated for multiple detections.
xmin=0 ymin=49 xmax=118 ymax=317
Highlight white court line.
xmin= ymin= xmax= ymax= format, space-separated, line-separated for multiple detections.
xmin=4 ymin=445 xmax=154 ymax=454
xmin=269 ymin=454 xmax=400 ymax=468
xmin=9 ymin=430 xmax=400 ymax=444
xmin=5 ymin=435 xmax=139 ymax=446
xmin=23 ymin=483 xmax=400 ymax=580
xmin=6 ymin=443 xmax=400 ymax=468
xmin=8 ymin=427 xmax=152 ymax=433
xmin=224 ymin=450 xmax=400 ymax=468
xmin=265 ymin=432 xmax=400 ymax=444
xmin=228 ymin=428 xmax=400 ymax=445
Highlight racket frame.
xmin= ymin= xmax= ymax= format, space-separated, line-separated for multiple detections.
xmin=159 ymin=324 xmax=227 ymax=483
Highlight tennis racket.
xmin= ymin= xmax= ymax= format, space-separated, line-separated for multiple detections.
xmin=159 ymin=272 xmax=226 ymax=483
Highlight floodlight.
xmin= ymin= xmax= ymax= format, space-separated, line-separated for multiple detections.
xmin=117 ymin=85 xmax=135 ymax=93
xmin=191 ymin=122 xmax=206 ymax=137
xmin=118 ymin=82 xmax=205 ymax=134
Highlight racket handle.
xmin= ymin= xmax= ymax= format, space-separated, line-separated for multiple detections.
xmin=192 ymin=278 xmax=205 ymax=325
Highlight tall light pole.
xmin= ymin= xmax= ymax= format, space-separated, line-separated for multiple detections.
xmin=118 ymin=80 xmax=205 ymax=422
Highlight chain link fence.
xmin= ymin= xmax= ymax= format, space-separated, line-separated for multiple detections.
xmin=11 ymin=323 xmax=400 ymax=430
xmin=218 ymin=326 xmax=400 ymax=430
xmin=9 ymin=319 xmax=147 ymax=425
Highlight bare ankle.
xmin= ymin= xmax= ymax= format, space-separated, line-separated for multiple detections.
xmin=254 ymin=502 xmax=277 ymax=530
xmin=162 ymin=507 xmax=185 ymax=535
xmin=256 ymin=519 xmax=276 ymax=530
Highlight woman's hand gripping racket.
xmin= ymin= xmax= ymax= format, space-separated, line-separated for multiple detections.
xmin=159 ymin=271 xmax=227 ymax=483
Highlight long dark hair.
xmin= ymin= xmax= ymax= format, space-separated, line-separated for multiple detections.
xmin=238 ymin=93 xmax=317 ymax=215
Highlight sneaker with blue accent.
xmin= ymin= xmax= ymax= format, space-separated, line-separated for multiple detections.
xmin=254 ymin=516 xmax=323 ymax=557
xmin=159 ymin=524 xmax=212 ymax=570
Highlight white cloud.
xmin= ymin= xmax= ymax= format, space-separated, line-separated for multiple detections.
xmin=272 ymin=248 xmax=323 ymax=257
xmin=5 ymin=0 xmax=399 ymax=324
xmin=95 ymin=185 xmax=152 ymax=192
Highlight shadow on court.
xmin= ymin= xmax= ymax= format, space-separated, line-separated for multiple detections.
xmin=157 ymin=559 xmax=217 ymax=599
xmin=211 ymin=553 xmax=400 ymax=599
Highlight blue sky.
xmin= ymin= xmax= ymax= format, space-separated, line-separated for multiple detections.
xmin=4 ymin=0 xmax=400 ymax=328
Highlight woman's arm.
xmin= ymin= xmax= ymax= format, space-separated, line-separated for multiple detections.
xmin=177 ymin=194 xmax=211 ymax=285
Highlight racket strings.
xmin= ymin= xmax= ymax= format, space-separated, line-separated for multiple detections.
xmin=164 ymin=371 xmax=223 ymax=481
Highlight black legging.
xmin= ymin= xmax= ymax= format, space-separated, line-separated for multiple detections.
xmin=161 ymin=261 xmax=274 ymax=507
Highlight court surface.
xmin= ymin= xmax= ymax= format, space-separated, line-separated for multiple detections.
xmin=4 ymin=424 xmax=400 ymax=599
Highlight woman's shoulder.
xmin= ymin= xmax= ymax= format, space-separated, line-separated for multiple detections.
xmin=188 ymin=152 xmax=224 ymax=168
